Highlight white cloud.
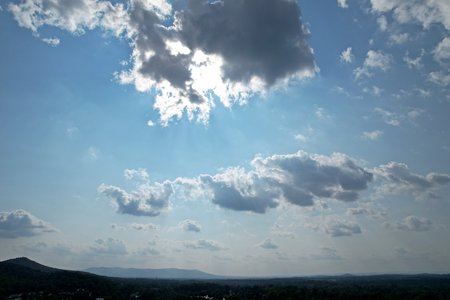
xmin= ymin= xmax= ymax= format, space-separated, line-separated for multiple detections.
xmin=337 ymin=0 xmax=348 ymax=9
xmin=354 ymin=50 xmax=392 ymax=79
xmin=201 ymin=151 xmax=373 ymax=213
xmin=139 ymin=245 xmax=160 ymax=256
xmin=362 ymin=130 xmax=383 ymax=140
xmin=346 ymin=203 xmax=387 ymax=220
xmin=403 ymin=50 xmax=424 ymax=69
xmin=340 ymin=47 xmax=354 ymax=63
xmin=0 ymin=209 xmax=56 ymax=238
xmin=389 ymin=32 xmax=409 ymax=44
xmin=86 ymin=146 xmax=100 ymax=160
xmin=433 ymin=37 xmax=450 ymax=63
xmin=130 ymin=222 xmax=158 ymax=231
xmin=370 ymin=0 xmax=450 ymax=31
xmin=8 ymin=0 xmax=121 ymax=34
xmin=91 ymin=238 xmax=128 ymax=255
xmin=377 ymin=15 xmax=388 ymax=31
xmin=374 ymin=107 xmax=424 ymax=126
xmin=179 ymin=219 xmax=201 ymax=233
xmin=428 ymin=71 xmax=450 ymax=86
xmin=99 ymin=151 xmax=450 ymax=217
xmin=324 ymin=218 xmax=362 ymax=237
xmin=184 ymin=239 xmax=224 ymax=251
xmin=124 ymin=168 xmax=149 ymax=181
xmin=259 ymin=238 xmax=278 ymax=250
xmin=65 ymin=126 xmax=79 ymax=137
xmin=294 ymin=133 xmax=306 ymax=142
xmin=42 ymin=37 xmax=60 ymax=46
xmin=147 ymin=120 xmax=155 ymax=127
xmin=374 ymin=107 xmax=401 ymax=126
xmin=385 ymin=215 xmax=433 ymax=231
xmin=315 ymin=107 xmax=329 ymax=119
xmin=364 ymin=85 xmax=383 ymax=96
xmin=373 ymin=162 xmax=450 ymax=199
xmin=98 ymin=170 xmax=173 ymax=217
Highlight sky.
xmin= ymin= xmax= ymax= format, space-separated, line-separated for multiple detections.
xmin=0 ymin=0 xmax=450 ymax=277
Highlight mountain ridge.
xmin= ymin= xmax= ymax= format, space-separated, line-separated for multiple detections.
xmin=85 ymin=266 xmax=226 ymax=279
xmin=1 ymin=256 xmax=60 ymax=273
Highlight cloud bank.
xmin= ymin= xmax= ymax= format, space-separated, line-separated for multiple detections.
xmin=99 ymin=150 xmax=450 ymax=218
xmin=0 ymin=209 xmax=56 ymax=238
xmin=9 ymin=0 xmax=316 ymax=125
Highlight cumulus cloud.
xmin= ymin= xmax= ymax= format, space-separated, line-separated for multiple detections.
xmin=385 ymin=215 xmax=433 ymax=231
xmin=91 ymin=238 xmax=128 ymax=255
xmin=340 ymin=47 xmax=354 ymax=63
xmin=42 ymin=37 xmax=60 ymax=46
xmin=184 ymin=239 xmax=224 ymax=251
xmin=100 ymin=150 xmax=374 ymax=216
xmin=354 ymin=50 xmax=392 ymax=79
xmin=324 ymin=218 xmax=362 ymax=237
xmin=373 ymin=162 xmax=450 ymax=199
xmin=200 ymin=151 xmax=373 ymax=213
xmin=179 ymin=219 xmax=201 ymax=233
xmin=9 ymin=0 xmax=315 ymax=125
xmin=259 ymin=238 xmax=278 ymax=250
xmin=337 ymin=0 xmax=348 ymax=9
xmin=434 ymin=37 xmax=450 ymax=63
xmin=199 ymin=167 xmax=279 ymax=214
xmin=98 ymin=170 xmax=173 ymax=217
xmin=0 ymin=209 xmax=56 ymax=238
xmin=100 ymin=150 xmax=450 ymax=217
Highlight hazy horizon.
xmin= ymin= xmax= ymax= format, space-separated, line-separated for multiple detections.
xmin=1 ymin=0 xmax=450 ymax=277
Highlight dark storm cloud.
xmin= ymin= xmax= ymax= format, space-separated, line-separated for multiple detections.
xmin=127 ymin=0 xmax=316 ymax=103
xmin=177 ymin=0 xmax=315 ymax=86
xmin=9 ymin=0 xmax=316 ymax=123
xmin=128 ymin=1 xmax=194 ymax=91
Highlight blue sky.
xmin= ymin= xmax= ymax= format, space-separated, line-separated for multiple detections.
xmin=1 ymin=0 xmax=450 ymax=276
